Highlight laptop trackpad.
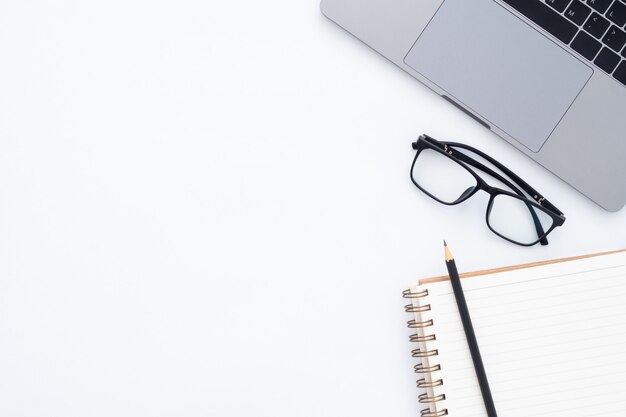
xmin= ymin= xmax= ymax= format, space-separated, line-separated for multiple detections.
xmin=404 ymin=0 xmax=592 ymax=152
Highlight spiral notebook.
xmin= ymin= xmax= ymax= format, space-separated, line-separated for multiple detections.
xmin=404 ymin=249 xmax=626 ymax=417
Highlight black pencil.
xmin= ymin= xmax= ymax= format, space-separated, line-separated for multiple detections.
xmin=444 ymin=241 xmax=498 ymax=417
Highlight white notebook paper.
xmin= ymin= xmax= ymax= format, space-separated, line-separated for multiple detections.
xmin=405 ymin=250 xmax=626 ymax=417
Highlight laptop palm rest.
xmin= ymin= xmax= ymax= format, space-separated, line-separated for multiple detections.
xmin=404 ymin=0 xmax=592 ymax=152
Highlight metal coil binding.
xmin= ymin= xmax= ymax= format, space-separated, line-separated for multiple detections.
xmin=407 ymin=319 xmax=434 ymax=329
xmin=403 ymin=288 xmax=429 ymax=298
xmin=411 ymin=347 xmax=439 ymax=358
xmin=421 ymin=409 xmax=448 ymax=417
xmin=417 ymin=378 xmax=444 ymax=389
xmin=405 ymin=287 xmax=448 ymax=417
xmin=414 ymin=363 xmax=441 ymax=373
xmin=405 ymin=303 xmax=432 ymax=313
xmin=419 ymin=393 xmax=446 ymax=404
xmin=410 ymin=333 xmax=436 ymax=343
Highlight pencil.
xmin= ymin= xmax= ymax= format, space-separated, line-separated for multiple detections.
xmin=444 ymin=241 xmax=498 ymax=417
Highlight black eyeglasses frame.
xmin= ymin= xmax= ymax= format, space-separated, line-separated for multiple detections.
xmin=410 ymin=135 xmax=566 ymax=247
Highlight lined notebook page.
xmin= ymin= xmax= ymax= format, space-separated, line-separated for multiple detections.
xmin=421 ymin=251 xmax=626 ymax=417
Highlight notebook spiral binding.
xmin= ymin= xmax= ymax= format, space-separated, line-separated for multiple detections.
xmin=403 ymin=288 xmax=448 ymax=417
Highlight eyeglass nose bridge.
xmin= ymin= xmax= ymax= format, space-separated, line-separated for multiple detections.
xmin=458 ymin=186 xmax=477 ymax=202
xmin=478 ymin=182 xmax=501 ymax=196
xmin=448 ymin=176 xmax=488 ymax=205
xmin=453 ymin=176 xmax=493 ymax=203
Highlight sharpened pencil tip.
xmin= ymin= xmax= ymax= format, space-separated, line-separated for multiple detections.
xmin=444 ymin=241 xmax=453 ymax=262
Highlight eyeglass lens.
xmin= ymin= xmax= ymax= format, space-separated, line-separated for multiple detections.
xmin=488 ymin=194 xmax=554 ymax=245
xmin=412 ymin=148 xmax=478 ymax=204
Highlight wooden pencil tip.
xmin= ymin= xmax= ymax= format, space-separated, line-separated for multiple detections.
xmin=444 ymin=241 xmax=454 ymax=262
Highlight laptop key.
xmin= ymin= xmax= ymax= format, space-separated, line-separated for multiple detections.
xmin=586 ymin=0 xmax=614 ymax=14
xmin=566 ymin=1 xmax=593 ymax=25
xmin=595 ymin=47 xmax=622 ymax=72
xmin=603 ymin=25 xmax=626 ymax=51
xmin=606 ymin=1 xmax=626 ymax=26
xmin=584 ymin=12 xmax=611 ymax=38
xmin=546 ymin=0 xmax=573 ymax=13
xmin=503 ymin=0 xmax=578 ymax=44
xmin=613 ymin=61 xmax=626 ymax=85
xmin=571 ymin=31 xmax=603 ymax=59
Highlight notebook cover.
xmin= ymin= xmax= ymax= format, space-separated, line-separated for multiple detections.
xmin=419 ymin=249 xmax=626 ymax=285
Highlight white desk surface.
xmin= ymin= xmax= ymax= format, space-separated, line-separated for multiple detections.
xmin=1 ymin=1 xmax=624 ymax=416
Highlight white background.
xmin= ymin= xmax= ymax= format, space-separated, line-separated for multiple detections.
xmin=1 ymin=1 xmax=625 ymax=416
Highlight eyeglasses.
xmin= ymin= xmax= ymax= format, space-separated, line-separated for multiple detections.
xmin=410 ymin=135 xmax=566 ymax=246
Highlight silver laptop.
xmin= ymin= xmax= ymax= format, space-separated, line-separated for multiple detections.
xmin=321 ymin=0 xmax=626 ymax=211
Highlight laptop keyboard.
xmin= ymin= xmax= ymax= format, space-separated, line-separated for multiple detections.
xmin=502 ymin=0 xmax=626 ymax=87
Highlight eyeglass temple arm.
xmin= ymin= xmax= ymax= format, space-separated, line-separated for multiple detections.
xmin=421 ymin=136 xmax=551 ymax=245
xmin=442 ymin=140 xmax=563 ymax=217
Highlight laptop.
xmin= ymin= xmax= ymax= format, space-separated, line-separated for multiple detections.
xmin=321 ymin=0 xmax=626 ymax=212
